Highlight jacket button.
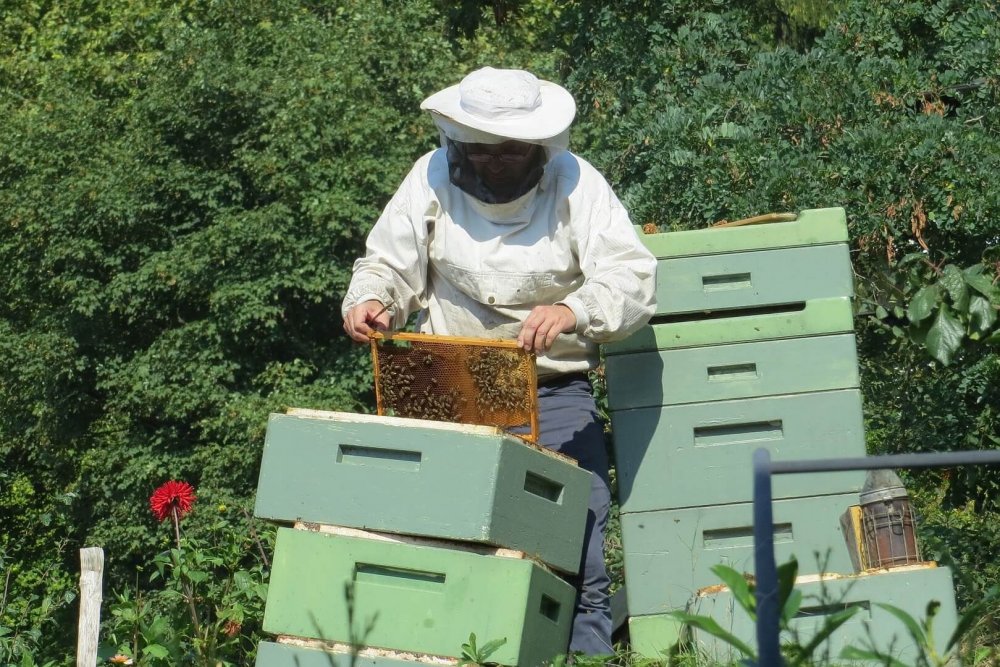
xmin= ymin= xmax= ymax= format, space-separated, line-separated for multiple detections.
xmin=487 ymin=296 xmax=496 ymax=304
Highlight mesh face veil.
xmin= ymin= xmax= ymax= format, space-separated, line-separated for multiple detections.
xmin=444 ymin=138 xmax=546 ymax=204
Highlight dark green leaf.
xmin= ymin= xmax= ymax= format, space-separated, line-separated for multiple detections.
xmin=781 ymin=589 xmax=803 ymax=626
xmin=963 ymin=266 xmax=999 ymax=302
xmin=968 ymin=295 xmax=997 ymax=334
xmin=907 ymin=284 xmax=941 ymax=324
xmin=143 ymin=644 xmax=170 ymax=659
xmin=776 ymin=556 xmax=798 ymax=615
xmin=925 ymin=306 xmax=965 ymax=365
xmin=941 ymin=264 xmax=969 ymax=310
xmin=186 ymin=570 xmax=209 ymax=584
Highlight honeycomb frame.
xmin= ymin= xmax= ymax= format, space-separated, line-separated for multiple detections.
xmin=369 ymin=332 xmax=539 ymax=442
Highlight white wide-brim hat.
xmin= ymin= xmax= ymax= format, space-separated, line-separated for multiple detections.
xmin=420 ymin=67 xmax=576 ymax=143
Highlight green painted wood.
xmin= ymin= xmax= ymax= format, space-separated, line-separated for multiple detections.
xmin=627 ymin=614 xmax=686 ymax=660
xmin=605 ymin=334 xmax=859 ymax=411
xmin=689 ymin=566 xmax=958 ymax=665
xmin=620 ymin=493 xmax=858 ymax=615
xmin=263 ymin=528 xmax=575 ymax=667
xmin=604 ymin=297 xmax=854 ymax=355
xmin=651 ymin=243 xmax=853 ymax=317
xmin=253 ymin=411 xmax=590 ymax=573
xmin=611 ymin=390 xmax=867 ymax=513
xmin=487 ymin=440 xmax=591 ymax=573
xmin=256 ymin=642 xmax=430 ymax=666
xmin=639 ymin=208 xmax=847 ymax=258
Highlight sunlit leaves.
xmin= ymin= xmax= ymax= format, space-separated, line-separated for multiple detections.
xmin=969 ymin=296 xmax=997 ymax=336
xmin=908 ymin=284 xmax=941 ymax=325
xmin=889 ymin=257 xmax=1000 ymax=365
xmin=925 ymin=305 xmax=965 ymax=365
xmin=1 ymin=2 xmax=454 ymax=661
xmin=964 ymin=268 xmax=997 ymax=300
xmin=940 ymin=264 xmax=969 ymax=310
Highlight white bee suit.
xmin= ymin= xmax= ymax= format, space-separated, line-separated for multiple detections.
xmin=341 ymin=147 xmax=657 ymax=379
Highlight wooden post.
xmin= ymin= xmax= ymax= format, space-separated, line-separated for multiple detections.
xmin=77 ymin=547 xmax=104 ymax=667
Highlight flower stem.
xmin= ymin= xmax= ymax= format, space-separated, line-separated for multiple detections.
xmin=241 ymin=506 xmax=270 ymax=569
xmin=172 ymin=506 xmax=202 ymax=643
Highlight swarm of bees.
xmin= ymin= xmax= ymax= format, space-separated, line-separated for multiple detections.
xmin=467 ymin=347 xmax=530 ymax=415
xmin=376 ymin=351 xmax=465 ymax=422
xmin=372 ymin=335 xmax=535 ymax=437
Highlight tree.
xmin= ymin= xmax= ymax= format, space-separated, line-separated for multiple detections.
xmin=554 ymin=0 xmax=1000 ymax=611
xmin=1 ymin=1 xmax=459 ymax=661
xmin=3 ymin=0 xmax=999 ymax=661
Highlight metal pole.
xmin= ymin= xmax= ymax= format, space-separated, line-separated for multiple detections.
xmin=750 ymin=447 xmax=1000 ymax=666
xmin=768 ymin=449 xmax=1000 ymax=475
xmin=753 ymin=448 xmax=782 ymax=667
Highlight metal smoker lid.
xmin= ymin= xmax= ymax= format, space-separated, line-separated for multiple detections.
xmin=859 ymin=469 xmax=909 ymax=505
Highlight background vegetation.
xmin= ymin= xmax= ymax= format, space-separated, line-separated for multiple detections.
xmin=1 ymin=0 xmax=998 ymax=664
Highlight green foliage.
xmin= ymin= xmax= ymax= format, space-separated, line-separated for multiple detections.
xmin=566 ymin=0 xmax=1000 ymax=242
xmin=864 ymin=252 xmax=1000 ymax=366
xmin=554 ymin=2 xmax=1000 ymax=650
xmin=910 ymin=483 xmax=1000 ymax=627
xmin=840 ymin=588 xmax=1000 ymax=667
xmin=459 ymin=632 xmax=508 ymax=666
xmin=669 ymin=558 xmax=859 ymax=666
xmin=0 ymin=543 xmax=71 ymax=667
xmin=0 ymin=490 xmax=77 ymax=667
xmin=1 ymin=0 xmax=457 ymax=662
xmin=101 ymin=505 xmax=273 ymax=666
xmin=664 ymin=559 xmax=992 ymax=666
xmin=2 ymin=0 xmax=1000 ymax=662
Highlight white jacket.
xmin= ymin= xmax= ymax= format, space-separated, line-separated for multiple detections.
xmin=342 ymin=148 xmax=657 ymax=379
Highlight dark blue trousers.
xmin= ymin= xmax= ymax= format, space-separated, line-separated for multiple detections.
xmin=517 ymin=375 xmax=613 ymax=656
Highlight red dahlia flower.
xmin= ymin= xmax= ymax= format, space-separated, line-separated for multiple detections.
xmin=150 ymin=480 xmax=196 ymax=522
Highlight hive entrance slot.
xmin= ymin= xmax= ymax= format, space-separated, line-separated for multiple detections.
xmin=650 ymin=302 xmax=806 ymax=325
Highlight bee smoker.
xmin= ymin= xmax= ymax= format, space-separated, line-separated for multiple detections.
xmin=859 ymin=469 xmax=922 ymax=569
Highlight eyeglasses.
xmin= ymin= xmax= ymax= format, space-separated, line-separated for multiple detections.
xmin=465 ymin=152 xmax=533 ymax=165
xmin=462 ymin=144 xmax=536 ymax=165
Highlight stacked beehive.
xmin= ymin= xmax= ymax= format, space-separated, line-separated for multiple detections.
xmin=603 ymin=208 xmax=958 ymax=660
xmin=252 ymin=409 xmax=592 ymax=666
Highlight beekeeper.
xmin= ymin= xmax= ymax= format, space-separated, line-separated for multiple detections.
xmin=342 ymin=66 xmax=656 ymax=655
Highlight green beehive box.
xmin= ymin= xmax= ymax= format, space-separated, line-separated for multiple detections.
xmin=605 ymin=333 xmax=859 ymax=411
xmin=263 ymin=528 xmax=575 ymax=667
xmin=650 ymin=243 xmax=853 ymax=317
xmin=687 ymin=565 xmax=958 ymax=665
xmin=605 ymin=297 xmax=855 ymax=355
xmin=627 ymin=614 xmax=686 ymax=660
xmin=611 ymin=390 xmax=867 ymax=513
xmin=639 ymin=208 xmax=848 ymax=259
xmin=254 ymin=410 xmax=590 ymax=573
xmin=256 ymin=641 xmax=443 ymax=666
xmin=621 ymin=492 xmax=858 ymax=616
